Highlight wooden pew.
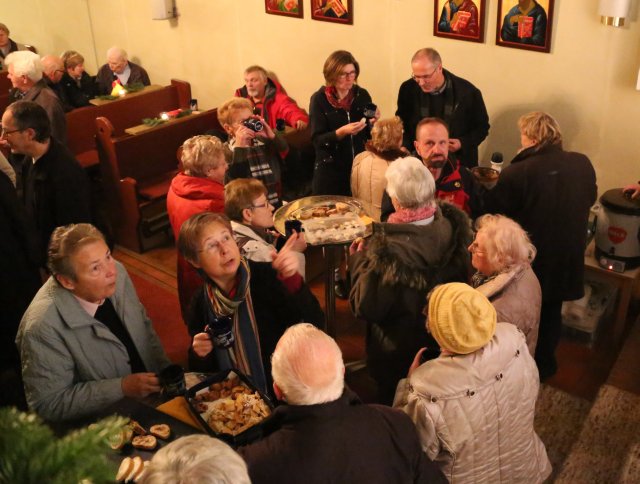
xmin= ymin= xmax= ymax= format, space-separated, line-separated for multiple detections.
xmin=67 ymin=79 xmax=191 ymax=169
xmin=95 ymin=109 xmax=222 ymax=252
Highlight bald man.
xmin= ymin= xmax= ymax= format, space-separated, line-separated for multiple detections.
xmin=95 ymin=46 xmax=150 ymax=95
xmin=238 ymin=323 xmax=445 ymax=484
xmin=41 ymin=54 xmax=72 ymax=112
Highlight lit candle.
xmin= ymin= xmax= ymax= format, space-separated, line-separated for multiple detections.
xmin=160 ymin=112 xmax=170 ymax=121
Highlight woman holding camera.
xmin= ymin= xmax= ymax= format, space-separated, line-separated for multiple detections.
xmin=178 ymin=212 xmax=323 ymax=395
xmin=309 ymin=50 xmax=379 ymax=196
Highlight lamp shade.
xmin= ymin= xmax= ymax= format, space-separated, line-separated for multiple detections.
xmin=598 ymin=0 xmax=630 ymax=27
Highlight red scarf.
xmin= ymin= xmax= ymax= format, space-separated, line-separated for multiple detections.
xmin=324 ymin=85 xmax=355 ymax=111
xmin=388 ymin=205 xmax=437 ymax=224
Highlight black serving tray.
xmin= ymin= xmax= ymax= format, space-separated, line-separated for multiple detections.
xmin=184 ymin=368 xmax=274 ymax=447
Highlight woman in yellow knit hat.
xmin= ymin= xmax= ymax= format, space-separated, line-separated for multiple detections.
xmin=394 ymin=282 xmax=551 ymax=483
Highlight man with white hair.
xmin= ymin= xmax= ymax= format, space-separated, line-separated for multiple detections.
xmin=238 ymin=323 xmax=445 ymax=484
xmin=95 ymin=46 xmax=150 ymax=95
xmin=4 ymin=50 xmax=67 ymax=144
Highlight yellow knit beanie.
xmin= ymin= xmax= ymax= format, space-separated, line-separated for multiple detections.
xmin=427 ymin=282 xmax=497 ymax=354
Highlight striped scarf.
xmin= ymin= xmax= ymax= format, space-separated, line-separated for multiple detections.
xmin=204 ymin=258 xmax=267 ymax=393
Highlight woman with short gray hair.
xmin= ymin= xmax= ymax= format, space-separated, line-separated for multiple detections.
xmin=349 ymin=156 xmax=473 ymax=403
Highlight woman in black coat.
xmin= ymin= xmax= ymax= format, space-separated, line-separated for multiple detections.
xmin=483 ymin=111 xmax=597 ymax=380
xmin=309 ymin=50 xmax=378 ymax=196
xmin=178 ymin=212 xmax=323 ymax=396
xmin=61 ymin=51 xmax=96 ymax=108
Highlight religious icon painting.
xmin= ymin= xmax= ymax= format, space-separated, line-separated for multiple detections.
xmin=434 ymin=0 xmax=486 ymax=43
xmin=496 ymin=0 xmax=554 ymax=53
xmin=265 ymin=0 xmax=303 ymax=18
xmin=311 ymin=0 xmax=353 ymax=25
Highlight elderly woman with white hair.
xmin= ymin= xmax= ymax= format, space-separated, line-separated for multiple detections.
xmin=95 ymin=46 xmax=150 ymax=95
xmin=470 ymin=214 xmax=541 ymax=355
xmin=394 ymin=282 xmax=551 ymax=482
xmin=349 ymin=156 xmax=473 ymax=404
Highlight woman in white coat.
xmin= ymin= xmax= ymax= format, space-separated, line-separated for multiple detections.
xmin=394 ymin=282 xmax=551 ymax=483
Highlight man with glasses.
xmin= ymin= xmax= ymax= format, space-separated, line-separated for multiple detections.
xmin=41 ymin=54 xmax=73 ymax=112
xmin=1 ymin=101 xmax=91 ymax=257
xmin=4 ymin=50 xmax=67 ymax=145
xmin=396 ymin=47 xmax=489 ymax=168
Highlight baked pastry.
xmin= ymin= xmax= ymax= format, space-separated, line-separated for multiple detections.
xmin=116 ymin=457 xmax=133 ymax=482
xmin=128 ymin=419 xmax=146 ymax=436
xmin=131 ymin=435 xmax=157 ymax=451
xmin=125 ymin=456 xmax=145 ymax=483
xmin=335 ymin=202 xmax=350 ymax=214
xmin=149 ymin=424 xmax=171 ymax=440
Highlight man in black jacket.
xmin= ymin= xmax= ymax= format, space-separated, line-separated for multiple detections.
xmin=396 ymin=48 xmax=489 ymax=168
xmin=239 ymin=323 xmax=446 ymax=484
xmin=1 ymin=101 xmax=91 ymax=257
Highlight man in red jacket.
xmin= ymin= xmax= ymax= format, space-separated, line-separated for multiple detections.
xmin=235 ymin=65 xmax=308 ymax=131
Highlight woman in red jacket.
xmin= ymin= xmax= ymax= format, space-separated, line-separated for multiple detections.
xmin=167 ymin=134 xmax=228 ymax=320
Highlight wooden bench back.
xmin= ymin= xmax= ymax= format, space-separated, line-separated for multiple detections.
xmin=96 ymin=108 xmax=222 ymax=185
xmin=66 ymin=79 xmax=191 ymax=166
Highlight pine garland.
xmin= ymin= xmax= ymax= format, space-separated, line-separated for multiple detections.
xmin=0 ymin=408 xmax=127 ymax=484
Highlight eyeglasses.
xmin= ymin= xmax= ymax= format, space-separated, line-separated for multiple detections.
xmin=199 ymin=233 xmax=235 ymax=255
xmin=0 ymin=126 xmax=24 ymax=137
xmin=338 ymin=70 xmax=357 ymax=79
xmin=411 ymin=65 xmax=440 ymax=82
xmin=249 ymin=201 xmax=271 ymax=210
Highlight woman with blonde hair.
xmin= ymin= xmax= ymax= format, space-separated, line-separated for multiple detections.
xmin=351 ymin=116 xmax=406 ymax=221
xmin=60 ymin=50 xmax=95 ymax=108
xmin=469 ymin=214 xmax=541 ymax=355
xmin=167 ymin=135 xmax=229 ymax=319
xmin=483 ymin=111 xmax=596 ymax=379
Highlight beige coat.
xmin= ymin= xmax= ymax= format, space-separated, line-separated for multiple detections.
xmin=350 ymin=150 xmax=391 ymax=221
xmin=394 ymin=323 xmax=551 ymax=483
xmin=476 ymin=264 xmax=541 ymax=356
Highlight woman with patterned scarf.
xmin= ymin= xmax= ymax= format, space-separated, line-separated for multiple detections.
xmin=349 ymin=157 xmax=473 ymax=404
xmin=469 ymin=214 xmax=541 ymax=356
xmin=178 ymin=212 xmax=323 ymax=396
xmin=309 ymin=50 xmax=379 ymax=196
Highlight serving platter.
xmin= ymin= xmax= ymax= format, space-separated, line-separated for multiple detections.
xmin=274 ymin=195 xmax=374 ymax=246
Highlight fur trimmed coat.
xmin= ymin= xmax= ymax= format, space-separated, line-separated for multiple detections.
xmin=349 ymin=202 xmax=473 ymax=402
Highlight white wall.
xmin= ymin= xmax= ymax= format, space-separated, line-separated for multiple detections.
xmin=3 ymin=0 xmax=639 ymax=193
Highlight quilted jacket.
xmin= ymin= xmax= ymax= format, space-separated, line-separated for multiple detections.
xmin=394 ymin=323 xmax=552 ymax=483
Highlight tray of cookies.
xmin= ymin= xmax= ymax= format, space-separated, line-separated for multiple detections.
xmin=273 ymin=195 xmax=374 ymax=246
xmin=185 ymin=369 xmax=274 ymax=446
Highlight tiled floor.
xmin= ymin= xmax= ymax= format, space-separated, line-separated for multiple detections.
xmin=115 ymin=240 xmax=639 ymax=402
